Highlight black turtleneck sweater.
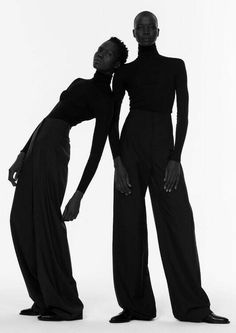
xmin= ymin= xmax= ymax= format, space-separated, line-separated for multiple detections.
xmin=20 ymin=70 xmax=114 ymax=194
xmin=108 ymin=43 xmax=189 ymax=162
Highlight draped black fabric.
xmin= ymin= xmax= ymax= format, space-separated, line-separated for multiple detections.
xmin=20 ymin=70 xmax=113 ymax=194
xmin=10 ymin=118 xmax=83 ymax=319
xmin=112 ymin=109 xmax=211 ymax=322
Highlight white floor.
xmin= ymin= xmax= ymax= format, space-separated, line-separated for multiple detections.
xmin=0 ymin=287 xmax=234 ymax=333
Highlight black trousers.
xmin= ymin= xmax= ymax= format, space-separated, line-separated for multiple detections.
xmin=112 ymin=109 xmax=211 ymax=322
xmin=10 ymin=117 xmax=83 ymax=319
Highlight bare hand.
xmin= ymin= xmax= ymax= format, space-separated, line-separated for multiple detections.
xmin=8 ymin=152 xmax=25 ymax=186
xmin=114 ymin=156 xmax=132 ymax=195
xmin=62 ymin=190 xmax=83 ymax=221
xmin=164 ymin=160 xmax=181 ymax=192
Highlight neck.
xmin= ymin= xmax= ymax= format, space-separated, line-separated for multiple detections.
xmin=92 ymin=70 xmax=112 ymax=91
xmin=138 ymin=43 xmax=159 ymax=58
xmin=92 ymin=70 xmax=112 ymax=84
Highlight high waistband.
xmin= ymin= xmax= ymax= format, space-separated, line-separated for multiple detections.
xmin=44 ymin=116 xmax=71 ymax=129
xmin=41 ymin=117 xmax=72 ymax=136
xmin=129 ymin=108 xmax=171 ymax=116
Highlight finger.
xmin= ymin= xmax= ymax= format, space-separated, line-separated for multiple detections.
xmin=126 ymin=174 xmax=132 ymax=188
xmin=164 ymin=170 xmax=171 ymax=190
xmin=174 ymin=173 xmax=181 ymax=190
xmin=164 ymin=168 xmax=168 ymax=182
xmin=14 ymin=171 xmax=19 ymax=181
xmin=62 ymin=206 xmax=69 ymax=221
xmin=115 ymin=179 xmax=123 ymax=193
xmin=8 ymin=169 xmax=14 ymax=182
xmin=169 ymin=172 xmax=178 ymax=191
xmin=165 ymin=172 xmax=175 ymax=191
xmin=67 ymin=208 xmax=76 ymax=221
xmin=125 ymin=176 xmax=132 ymax=194
xmin=122 ymin=177 xmax=131 ymax=195
xmin=119 ymin=177 xmax=127 ymax=194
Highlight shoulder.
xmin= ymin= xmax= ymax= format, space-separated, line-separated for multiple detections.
xmin=159 ymin=55 xmax=185 ymax=66
xmin=65 ymin=77 xmax=94 ymax=95
xmin=159 ymin=55 xmax=187 ymax=76
xmin=67 ymin=77 xmax=87 ymax=88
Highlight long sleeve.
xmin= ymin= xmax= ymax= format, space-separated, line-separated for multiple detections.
xmin=76 ymin=109 xmax=113 ymax=194
xmin=169 ymin=59 xmax=189 ymax=162
xmin=108 ymin=68 xmax=126 ymax=159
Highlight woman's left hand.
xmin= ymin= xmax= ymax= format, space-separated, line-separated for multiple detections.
xmin=62 ymin=190 xmax=84 ymax=221
xmin=164 ymin=160 xmax=181 ymax=192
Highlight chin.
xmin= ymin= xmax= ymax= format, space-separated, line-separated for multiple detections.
xmin=140 ymin=41 xmax=154 ymax=46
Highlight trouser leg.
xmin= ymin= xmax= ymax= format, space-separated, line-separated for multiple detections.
xmin=10 ymin=149 xmax=47 ymax=312
xmin=112 ymin=113 xmax=156 ymax=318
xmin=10 ymin=119 xmax=83 ymax=319
xmin=31 ymin=126 xmax=83 ymax=319
xmin=149 ymin=159 xmax=211 ymax=322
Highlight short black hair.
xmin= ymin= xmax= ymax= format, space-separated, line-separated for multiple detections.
xmin=134 ymin=11 xmax=158 ymax=28
xmin=109 ymin=36 xmax=128 ymax=65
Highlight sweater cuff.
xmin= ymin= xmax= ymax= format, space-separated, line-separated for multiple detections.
xmin=169 ymin=149 xmax=181 ymax=162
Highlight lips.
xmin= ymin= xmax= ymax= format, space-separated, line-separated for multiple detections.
xmin=94 ymin=57 xmax=101 ymax=64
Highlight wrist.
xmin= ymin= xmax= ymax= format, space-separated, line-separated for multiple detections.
xmin=75 ymin=190 xmax=84 ymax=199
xmin=114 ymin=155 xmax=122 ymax=168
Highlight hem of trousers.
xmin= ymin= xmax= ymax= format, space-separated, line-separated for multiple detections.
xmin=125 ymin=308 xmax=156 ymax=320
xmin=174 ymin=307 xmax=212 ymax=322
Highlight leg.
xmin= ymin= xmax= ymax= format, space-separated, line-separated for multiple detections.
xmin=31 ymin=128 xmax=83 ymax=319
xmin=112 ymin=115 xmax=156 ymax=319
xmin=10 ymin=150 xmax=47 ymax=313
xmin=149 ymin=161 xmax=211 ymax=322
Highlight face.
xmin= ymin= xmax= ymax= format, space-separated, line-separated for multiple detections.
xmin=133 ymin=14 xmax=159 ymax=46
xmin=93 ymin=40 xmax=120 ymax=73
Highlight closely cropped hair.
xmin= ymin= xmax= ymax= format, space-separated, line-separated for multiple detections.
xmin=109 ymin=36 xmax=128 ymax=66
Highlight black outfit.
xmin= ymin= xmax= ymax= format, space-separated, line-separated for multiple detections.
xmin=10 ymin=70 xmax=113 ymax=319
xmin=20 ymin=70 xmax=113 ymax=193
xmin=108 ymin=44 xmax=211 ymax=322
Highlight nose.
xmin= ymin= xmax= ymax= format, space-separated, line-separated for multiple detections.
xmin=97 ymin=50 xmax=105 ymax=59
xmin=143 ymin=26 xmax=151 ymax=35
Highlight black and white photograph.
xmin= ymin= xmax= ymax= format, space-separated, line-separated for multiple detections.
xmin=1 ymin=0 xmax=235 ymax=332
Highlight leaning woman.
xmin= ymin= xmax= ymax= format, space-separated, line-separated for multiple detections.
xmin=8 ymin=37 xmax=128 ymax=321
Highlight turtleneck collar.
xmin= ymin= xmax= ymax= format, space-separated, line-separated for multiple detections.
xmin=138 ymin=43 xmax=160 ymax=59
xmin=92 ymin=70 xmax=112 ymax=92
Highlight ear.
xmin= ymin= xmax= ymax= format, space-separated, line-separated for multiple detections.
xmin=132 ymin=29 xmax=136 ymax=38
xmin=157 ymin=28 xmax=160 ymax=37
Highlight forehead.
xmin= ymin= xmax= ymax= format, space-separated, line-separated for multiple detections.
xmin=135 ymin=14 xmax=157 ymax=26
xmin=98 ymin=41 xmax=117 ymax=53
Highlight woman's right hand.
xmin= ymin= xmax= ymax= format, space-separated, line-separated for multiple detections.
xmin=114 ymin=156 xmax=132 ymax=195
xmin=8 ymin=152 xmax=25 ymax=186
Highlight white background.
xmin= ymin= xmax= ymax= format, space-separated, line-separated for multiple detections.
xmin=1 ymin=0 xmax=235 ymax=332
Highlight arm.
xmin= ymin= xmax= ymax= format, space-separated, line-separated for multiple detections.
xmin=108 ymin=68 xmax=126 ymax=161
xmin=169 ymin=59 xmax=189 ymax=162
xmin=108 ymin=68 xmax=132 ymax=195
xmin=76 ymin=110 xmax=113 ymax=194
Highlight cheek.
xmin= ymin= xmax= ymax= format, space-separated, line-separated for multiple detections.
xmin=103 ymin=56 xmax=114 ymax=68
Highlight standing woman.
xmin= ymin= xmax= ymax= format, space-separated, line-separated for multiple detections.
xmin=8 ymin=37 xmax=128 ymax=322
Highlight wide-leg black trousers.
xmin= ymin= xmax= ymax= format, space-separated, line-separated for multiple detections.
xmin=10 ymin=117 xmax=83 ymax=319
xmin=112 ymin=109 xmax=211 ymax=322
